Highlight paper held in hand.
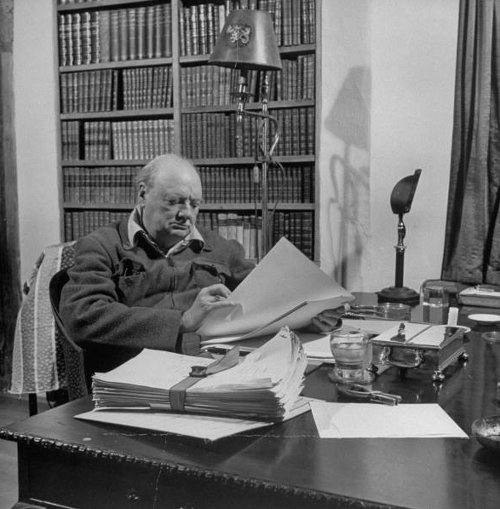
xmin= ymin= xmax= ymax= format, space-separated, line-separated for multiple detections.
xmin=89 ymin=326 xmax=308 ymax=422
xmin=198 ymin=237 xmax=354 ymax=343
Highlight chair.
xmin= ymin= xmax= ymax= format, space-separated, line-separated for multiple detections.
xmin=49 ymin=268 xmax=90 ymax=400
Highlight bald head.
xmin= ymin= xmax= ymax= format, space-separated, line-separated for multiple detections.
xmin=137 ymin=154 xmax=203 ymax=251
xmin=136 ymin=154 xmax=201 ymax=193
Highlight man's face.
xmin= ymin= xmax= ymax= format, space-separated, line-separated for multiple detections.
xmin=140 ymin=166 xmax=202 ymax=251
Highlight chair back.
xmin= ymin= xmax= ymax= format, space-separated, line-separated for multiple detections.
xmin=49 ymin=268 xmax=90 ymax=400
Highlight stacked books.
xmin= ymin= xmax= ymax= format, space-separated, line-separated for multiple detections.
xmin=91 ymin=326 xmax=307 ymax=422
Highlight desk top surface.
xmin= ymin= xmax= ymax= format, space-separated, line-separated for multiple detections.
xmin=3 ymin=298 xmax=500 ymax=509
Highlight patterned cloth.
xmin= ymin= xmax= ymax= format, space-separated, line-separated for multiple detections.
xmin=9 ymin=242 xmax=75 ymax=395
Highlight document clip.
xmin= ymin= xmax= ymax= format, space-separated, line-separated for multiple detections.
xmin=169 ymin=347 xmax=241 ymax=412
xmin=338 ymin=384 xmax=402 ymax=406
xmin=190 ymin=346 xmax=241 ymax=377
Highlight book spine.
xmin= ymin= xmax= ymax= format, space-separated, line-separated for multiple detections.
xmin=136 ymin=7 xmax=146 ymax=60
xmin=118 ymin=9 xmax=128 ymax=61
xmin=128 ymin=8 xmax=137 ymax=60
xmin=146 ymin=6 xmax=155 ymax=59
xmin=110 ymin=10 xmax=120 ymax=62
xmin=98 ymin=10 xmax=110 ymax=63
xmin=164 ymin=3 xmax=172 ymax=57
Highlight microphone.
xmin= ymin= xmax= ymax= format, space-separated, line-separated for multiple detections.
xmin=235 ymin=71 xmax=249 ymax=123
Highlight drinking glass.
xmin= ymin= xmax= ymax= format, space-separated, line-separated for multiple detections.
xmin=422 ymin=286 xmax=449 ymax=324
xmin=329 ymin=329 xmax=374 ymax=384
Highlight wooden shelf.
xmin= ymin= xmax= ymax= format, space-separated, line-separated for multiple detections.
xmin=63 ymin=202 xmax=316 ymax=211
xmin=61 ymin=108 xmax=174 ymax=120
xmin=61 ymin=154 xmax=315 ymax=166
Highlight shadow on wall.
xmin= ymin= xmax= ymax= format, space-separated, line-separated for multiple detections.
xmin=324 ymin=66 xmax=371 ymax=288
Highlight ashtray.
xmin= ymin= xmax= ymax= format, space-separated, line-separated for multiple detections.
xmin=481 ymin=331 xmax=500 ymax=343
xmin=472 ymin=415 xmax=500 ymax=453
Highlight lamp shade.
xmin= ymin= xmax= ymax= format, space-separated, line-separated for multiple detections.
xmin=209 ymin=9 xmax=282 ymax=71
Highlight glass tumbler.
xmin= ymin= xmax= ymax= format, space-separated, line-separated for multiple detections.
xmin=329 ymin=329 xmax=374 ymax=384
xmin=422 ymin=286 xmax=449 ymax=324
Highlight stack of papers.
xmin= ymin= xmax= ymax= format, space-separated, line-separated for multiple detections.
xmin=90 ymin=327 xmax=307 ymax=422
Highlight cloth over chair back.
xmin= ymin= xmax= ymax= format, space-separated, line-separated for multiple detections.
xmin=9 ymin=242 xmax=78 ymax=397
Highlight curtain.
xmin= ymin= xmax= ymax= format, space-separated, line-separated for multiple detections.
xmin=0 ymin=0 xmax=21 ymax=390
xmin=442 ymin=0 xmax=500 ymax=284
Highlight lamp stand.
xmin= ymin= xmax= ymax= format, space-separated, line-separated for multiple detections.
xmin=377 ymin=213 xmax=420 ymax=305
xmin=236 ymin=71 xmax=278 ymax=260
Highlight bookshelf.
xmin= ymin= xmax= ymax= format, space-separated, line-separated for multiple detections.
xmin=56 ymin=0 xmax=320 ymax=260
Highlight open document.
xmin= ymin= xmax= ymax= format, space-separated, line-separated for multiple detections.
xmin=88 ymin=327 xmax=307 ymax=422
xmin=198 ymin=237 xmax=354 ymax=343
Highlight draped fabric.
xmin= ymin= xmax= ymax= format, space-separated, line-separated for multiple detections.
xmin=442 ymin=0 xmax=500 ymax=284
xmin=9 ymin=242 xmax=75 ymax=395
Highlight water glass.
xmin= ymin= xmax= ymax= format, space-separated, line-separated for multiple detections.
xmin=329 ymin=329 xmax=374 ymax=384
xmin=422 ymin=286 xmax=449 ymax=324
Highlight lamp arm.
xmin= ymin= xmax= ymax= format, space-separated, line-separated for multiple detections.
xmin=237 ymin=109 xmax=281 ymax=159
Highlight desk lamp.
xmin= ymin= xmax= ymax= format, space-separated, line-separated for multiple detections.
xmin=209 ymin=9 xmax=282 ymax=259
xmin=378 ymin=169 xmax=422 ymax=305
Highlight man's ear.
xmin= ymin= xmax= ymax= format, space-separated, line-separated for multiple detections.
xmin=137 ymin=183 xmax=146 ymax=202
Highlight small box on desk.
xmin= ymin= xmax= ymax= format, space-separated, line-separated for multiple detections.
xmin=372 ymin=323 xmax=468 ymax=382
xmin=458 ymin=286 xmax=500 ymax=308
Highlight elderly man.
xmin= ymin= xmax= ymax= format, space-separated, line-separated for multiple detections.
xmin=60 ymin=154 xmax=338 ymax=376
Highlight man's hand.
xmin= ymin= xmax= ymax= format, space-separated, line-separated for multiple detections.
xmin=307 ymin=306 xmax=346 ymax=333
xmin=181 ymin=284 xmax=236 ymax=332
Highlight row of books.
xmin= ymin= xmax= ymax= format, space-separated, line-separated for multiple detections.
xmin=60 ymin=54 xmax=313 ymax=114
xmin=58 ymin=0 xmax=316 ymax=67
xmin=63 ymin=166 xmax=141 ymax=205
xmin=64 ymin=210 xmax=130 ymax=241
xmin=62 ymin=164 xmax=314 ymax=205
xmin=197 ymin=164 xmax=314 ymax=203
xmin=60 ymin=66 xmax=173 ymax=113
xmin=180 ymin=55 xmax=314 ymax=107
xmin=179 ymin=0 xmax=315 ymax=57
xmin=61 ymin=119 xmax=175 ymax=161
xmin=197 ymin=210 xmax=314 ymax=259
xmin=64 ymin=208 xmax=313 ymax=260
xmin=122 ymin=66 xmax=173 ymax=109
xmin=60 ymin=69 xmax=118 ymax=113
xmin=180 ymin=107 xmax=315 ymax=159
xmin=61 ymin=121 xmax=80 ymax=160
xmin=58 ymin=4 xmax=172 ymax=66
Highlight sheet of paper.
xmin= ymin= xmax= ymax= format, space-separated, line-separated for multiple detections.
xmin=197 ymin=237 xmax=353 ymax=340
xmin=75 ymin=409 xmax=274 ymax=441
xmin=75 ymin=397 xmax=311 ymax=442
xmin=301 ymin=333 xmax=333 ymax=360
xmin=310 ymin=401 xmax=468 ymax=438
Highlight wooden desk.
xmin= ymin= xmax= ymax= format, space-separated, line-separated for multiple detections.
xmin=2 ymin=309 xmax=500 ymax=509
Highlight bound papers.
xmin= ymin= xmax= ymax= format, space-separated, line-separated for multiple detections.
xmin=91 ymin=326 xmax=307 ymax=422
xmin=198 ymin=237 xmax=354 ymax=343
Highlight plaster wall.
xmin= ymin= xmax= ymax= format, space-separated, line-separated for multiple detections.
xmin=14 ymin=0 xmax=60 ymax=281
xmin=319 ymin=0 xmax=459 ymax=293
